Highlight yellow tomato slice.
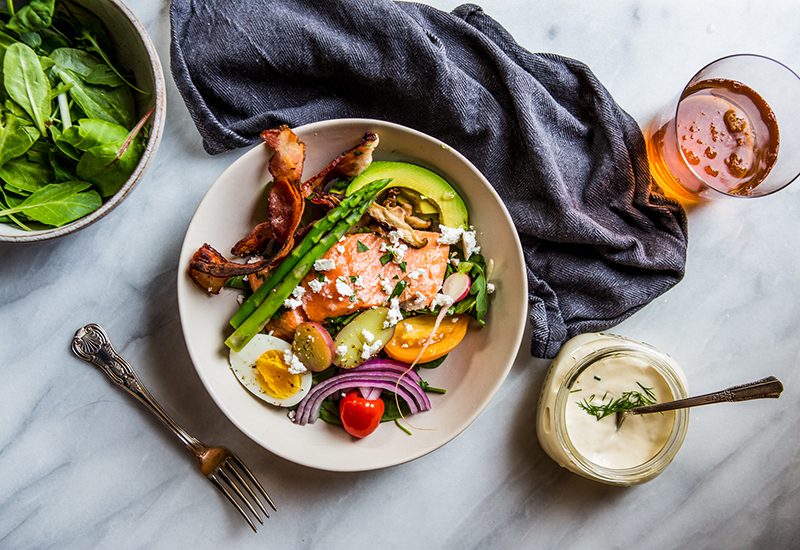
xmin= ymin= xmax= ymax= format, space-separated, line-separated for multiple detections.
xmin=384 ymin=314 xmax=469 ymax=363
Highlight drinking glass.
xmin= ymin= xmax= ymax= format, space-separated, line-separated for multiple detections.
xmin=645 ymin=54 xmax=800 ymax=201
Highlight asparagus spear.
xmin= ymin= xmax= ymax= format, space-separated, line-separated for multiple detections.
xmin=229 ymin=178 xmax=391 ymax=329
xmin=225 ymin=179 xmax=391 ymax=352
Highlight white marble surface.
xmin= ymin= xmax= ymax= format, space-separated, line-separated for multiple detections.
xmin=2 ymin=0 xmax=800 ymax=548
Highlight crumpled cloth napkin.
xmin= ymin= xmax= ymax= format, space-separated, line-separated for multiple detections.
xmin=170 ymin=0 xmax=688 ymax=359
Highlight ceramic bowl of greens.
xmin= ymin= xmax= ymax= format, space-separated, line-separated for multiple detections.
xmin=0 ymin=0 xmax=166 ymax=243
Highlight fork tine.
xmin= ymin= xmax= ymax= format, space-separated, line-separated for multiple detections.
xmin=209 ymin=473 xmax=258 ymax=533
xmin=217 ymin=467 xmax=264 ymax=526
xmin=228 ymin=452 xmax=277 ymax=512
xmin=225 ymin=459 xmax=270 ymax=519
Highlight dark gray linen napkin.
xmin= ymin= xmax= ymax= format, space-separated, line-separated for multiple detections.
xmin=170 ymin=0 xmax=688 ymax=359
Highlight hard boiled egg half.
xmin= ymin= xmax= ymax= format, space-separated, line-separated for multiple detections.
xmin=229 ymin=334 xmax=312 ymax=407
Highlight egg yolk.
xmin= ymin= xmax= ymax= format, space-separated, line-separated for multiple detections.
xmin=254 ymin=350 xmax=302 ymax=400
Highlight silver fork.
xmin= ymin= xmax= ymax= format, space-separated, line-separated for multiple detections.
xmin=71 ymin=323 xmax=276 ymax=532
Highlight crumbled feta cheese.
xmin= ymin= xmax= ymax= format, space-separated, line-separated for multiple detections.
xmin=352 ymin=275 xmax=364 ymax=288
xmin=360 ymin=339 xmax=383 ymax=360
xmin=361 ymin=329 xmax=375 ymax=343
xmin=407 ymin=268 xmax=426 ymax=280
xmin=309 ymin=277 xmax=326 ymax=293
xmin=380 ymin=241 xmax=408 ymax=263
xmin=438 ymin=225 xmax=481 ymax=259
xmin=283 ymin=349 xmax=307 ymax=374
xmin=246 ymin=255 xmax=264 ymax=264
xmin=282 ymin=285 xmax=305 ymax=309
xmin=401 ymin=291 xmax=427 ymax=311
xmin=487 ymin=282 xmax=496 ymax=294
xmin=314 ymin=258 xmax=336 ymax=271
xmin=335 ymin=277 xmax=354 ymax=297
xmin=432 ymin=293 xmax=455 ymax=309
xmin=288 ymin=410 xmax=296 ymax=422
xmin=438 ymin=225 xmax=463 ymax=245
xmin=383 ymin=297 xmax=403 ymax=328
xmin=283 ymin=296 xmax=302 ymax=309
xmin=462 ymin=228 xmax=480 ymax=259
xmin=381 ymin=279 xmax=395 ymax=294
xmin=337 ymin=245 xmax=346 ymax=253
xmin=387 ymin=230 xmax=403 ymax=246
xmin=237 ymin=294 xmax=245 ymax=304
xmin=336 ymin=344 xmax=348 ymax=357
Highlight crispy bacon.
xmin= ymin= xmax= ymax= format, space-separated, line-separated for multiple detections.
xmin=260 ymin=126 xmax=305 ymax=186
xmin=301 ymin=132 xmax=379 ymax=199
xmin=231 ymin=222 xmax=273 ymax=256
xmin=188 ymin=243 xmax=286 ymax=294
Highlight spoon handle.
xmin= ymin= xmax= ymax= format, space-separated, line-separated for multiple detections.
xmin=624 ymin=375 xmax=784 ymax=417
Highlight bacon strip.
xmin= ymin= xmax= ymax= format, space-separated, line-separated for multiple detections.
xmin=302 ymin=132 xmax=378 ymax=199
xmin=231 ymin=222 xmax=273 ymax=256
xmin=262 ymin=126 xmax=306 ymax=261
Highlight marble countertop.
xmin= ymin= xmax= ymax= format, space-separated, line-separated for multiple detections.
xmin=2 ymin=0 xmax=799 ymax=548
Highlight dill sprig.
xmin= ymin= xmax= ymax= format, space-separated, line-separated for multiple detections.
xmin=576 ymin=382 xmax=657 ymax=421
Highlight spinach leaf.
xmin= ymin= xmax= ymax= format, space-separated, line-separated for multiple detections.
xmin=75 ymin=111 xmax=150 ymax=197
xmin=6 ymin=0 xmax=56 ymax=35
xmin=0 ymin=149 xmax=53 ymax=194
xmin=0 ymin=111 xmax=39 ymax=167
xmin=4 ymin=42 xmax=51 ymax=134
xmin=50 ymin=48 xmax=134 ymax=127
xmin=0 ymin=180 xmax=100 ymax=226
xmin=58 ymin=117 xmax=129 ymax=151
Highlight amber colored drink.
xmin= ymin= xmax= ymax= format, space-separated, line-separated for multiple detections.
xmin=647 ymin=78 xmax=780 ymax=199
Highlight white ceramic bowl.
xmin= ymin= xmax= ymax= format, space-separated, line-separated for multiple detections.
xmin=177 ymin=119 xmax=527 ymax=471
xmin=0 ymin=0 xmax=166 ymax=243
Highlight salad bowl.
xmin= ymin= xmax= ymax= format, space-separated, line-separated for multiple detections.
xmin=0 ymin=0 xmax=166 ymax=243
xmin=177 ymin=119 xmax=527 ymax=471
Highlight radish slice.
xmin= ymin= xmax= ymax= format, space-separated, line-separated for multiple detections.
xmin=442 ymin=272 xmax=471 ymax=302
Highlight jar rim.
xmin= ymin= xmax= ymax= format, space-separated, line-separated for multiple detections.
xmin=553 ymin=343 xmax=690 ymax=485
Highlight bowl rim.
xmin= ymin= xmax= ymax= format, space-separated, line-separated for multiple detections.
xmin=0 ymin=0 xmax=167 ymax=243
xmin=177 ymin=118 xmax=529 ymax=471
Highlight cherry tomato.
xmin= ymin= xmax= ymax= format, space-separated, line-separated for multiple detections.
xmin=384 ymin=314 xmax=468 ymax=364
xmin=339 ymin=391 xmax=385 ymax=438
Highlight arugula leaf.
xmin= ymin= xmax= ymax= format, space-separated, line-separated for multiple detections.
xmin=0 ymin=180 xmax=100 ymax=226
xmin=3 ymin=42 xmax=51 ymax=134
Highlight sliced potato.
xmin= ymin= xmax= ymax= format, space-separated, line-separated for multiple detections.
xmin=292 ymin=322 xmax=336 ymax=372
xmin=333 ymin=307 xmax=395 ymax=369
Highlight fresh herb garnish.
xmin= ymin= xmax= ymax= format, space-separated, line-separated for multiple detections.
xmin=379 ymin=252 xmax=392 ymax=266
xmin=357 ymin=240 xmax=369 ymax=252
xmin=388 ymin=280 xmax=407 ymax=300
xmin=576 ymin=383 xmax=657 ymax=421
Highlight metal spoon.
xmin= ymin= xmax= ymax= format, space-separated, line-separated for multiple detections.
xmin=615 ymin=375 xmax=784 ymax=429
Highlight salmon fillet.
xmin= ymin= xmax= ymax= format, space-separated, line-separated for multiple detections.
xmin=264 ymin=307 xmax=309 ymax=340
xmin=298 ymin=231 xmax=449 ymax=322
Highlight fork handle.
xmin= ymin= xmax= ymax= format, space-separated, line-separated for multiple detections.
xmin=624 ymin=375 xmax=784 ymax=416
xmin=72 ymin=323 xmax=205 ymax=456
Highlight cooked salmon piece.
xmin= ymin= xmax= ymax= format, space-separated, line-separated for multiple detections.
xmin=264 ymin=307 xmax=309 ymax=341
xmin=297 ymin=231 xmax=449 ymax=322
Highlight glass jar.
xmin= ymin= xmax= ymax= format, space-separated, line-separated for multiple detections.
xmin=536 ymin=333 xmax=689 ymax=486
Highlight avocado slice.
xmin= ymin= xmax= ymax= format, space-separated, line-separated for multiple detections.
xmin=346 ymin=161 xmax=469 ymax=229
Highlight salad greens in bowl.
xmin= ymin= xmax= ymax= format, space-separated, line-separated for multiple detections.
xmin=177 ymin=119 xmax=527 ymax=472
xmin=0 ymin=0 xmax=166 ymax=243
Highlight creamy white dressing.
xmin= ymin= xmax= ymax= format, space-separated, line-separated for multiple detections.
xmin=536 ymin=333 xmax=689 ymax=485
xmin=565 ymin=355 xmax=674 ymax=469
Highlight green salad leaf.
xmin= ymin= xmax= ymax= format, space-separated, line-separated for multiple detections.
xmin=0 ymin=0 xmax=150 ymax=230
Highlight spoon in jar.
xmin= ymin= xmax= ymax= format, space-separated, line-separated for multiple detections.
xmin=615 ymin=375 xmax=784 ymax=429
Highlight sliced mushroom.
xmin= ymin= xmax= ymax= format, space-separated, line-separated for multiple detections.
xmin=367 ymin=202 xmax=431 ymax=248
